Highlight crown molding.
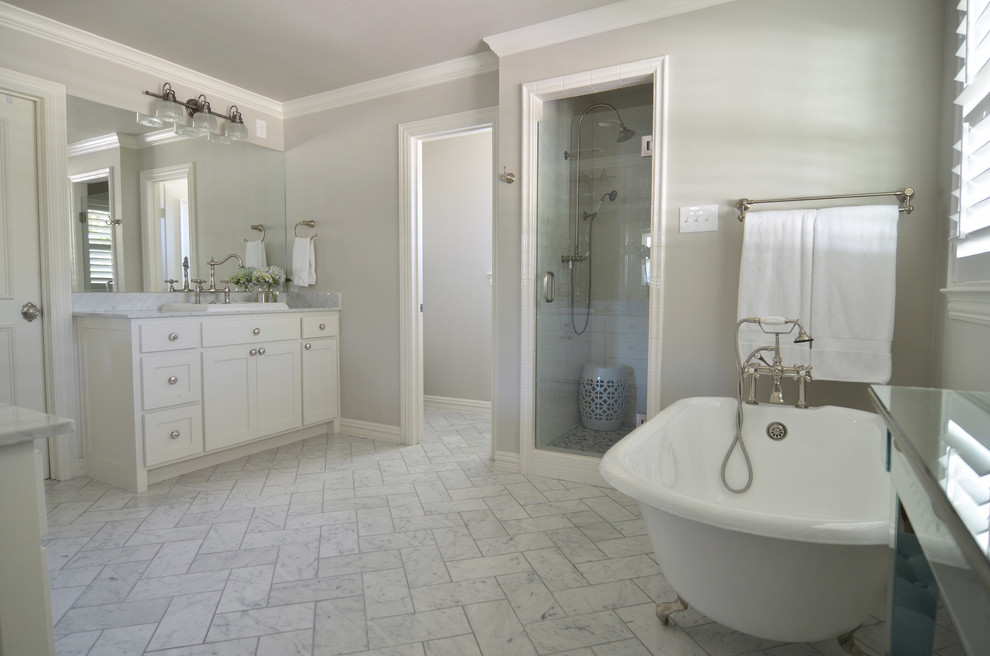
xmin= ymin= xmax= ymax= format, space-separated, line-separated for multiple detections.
xmin=0 ymin=1 xmax=282 ymax=116
xmin=282 ymin=52 xmax=498 ymax=119
xmin=67 ymin=133 xmax=120 ymax=157
xmin=483 ymin=0 xmax=737 ymax=56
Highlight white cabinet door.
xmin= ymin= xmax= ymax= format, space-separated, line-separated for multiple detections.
xmin=202 ymin=344 xmax=255 ymax=451
xmin=302 ymin=337 xmax=338 ymax=426
xmin=255 ymin=341 xmax=301 ymax=437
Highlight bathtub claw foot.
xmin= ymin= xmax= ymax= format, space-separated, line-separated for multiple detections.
xmin=837 ymin=626 xmax=868 ymax=656
xmin=656 ymin=596 xmax=689 ymax=625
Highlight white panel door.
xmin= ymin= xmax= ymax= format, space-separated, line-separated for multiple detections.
xmin=0 ymin=91 xmax=48 ymax=477
xmin=255 ymin=340 xmax=301 ymax=437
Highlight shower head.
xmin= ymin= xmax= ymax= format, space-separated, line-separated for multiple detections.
xmin=793 ymin=327 xmax=814 ymax=344
xmin=616 ymin=125 xmax=636 ymax=143
xmin=602 ymin=190 xmax=618 ymax=202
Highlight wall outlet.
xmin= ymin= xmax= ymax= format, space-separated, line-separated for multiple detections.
xmin=255 ymin=119 xmax=267 ymax=139
xmin=679 ymin=204 xmax=718 ymax=233
xmin=640 ymin=135 xmax=653 ymax=157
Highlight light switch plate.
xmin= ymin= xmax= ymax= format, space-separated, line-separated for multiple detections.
xmin=679 ymin=205 xmax=718 ymax=233
xmin=255 ymin=119 xmax=267 ymax=139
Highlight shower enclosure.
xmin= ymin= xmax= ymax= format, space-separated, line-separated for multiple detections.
xmin=535 ymin=86 xmax=653 ymax=457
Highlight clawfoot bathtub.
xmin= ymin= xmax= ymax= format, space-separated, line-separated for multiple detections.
xmin=599 ymin=397 xmax=892 ymax=643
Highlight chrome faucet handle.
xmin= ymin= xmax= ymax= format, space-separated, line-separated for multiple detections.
xmin=191 ymin=279 xmax=205 ymax=304
xmin=164 ymin=279 xmax=178 ymax=292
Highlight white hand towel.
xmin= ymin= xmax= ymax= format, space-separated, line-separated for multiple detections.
xmin=244 ymin=240 xmax=267 ymax=269
xmin=291 ymin=237 xmax=316 ymax=286
xmin=809 ymin=204 xmax=898 ymax=382
xmin=737 ymin=210 xmax=816 ymax=366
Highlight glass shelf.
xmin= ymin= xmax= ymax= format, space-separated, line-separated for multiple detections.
xmin=869 ymin=385 xmax=990 ymax=656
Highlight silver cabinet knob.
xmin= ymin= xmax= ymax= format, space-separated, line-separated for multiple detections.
xmin=252 ymin=328 xmax=261 ymax=335
xmin=20 ymin=301 xmax=41 ymax=322
xmin=258 ymin=347 xmax=266 ymax=355
xmin=249 ymin=348 xmax=258 ymax=356
xmin=319 ymin=323 xmax=326 ymax=331
xmin=168 ymin=376 xmax=178 ymax=385
xmin=168 ymin=332 xmax=179 ymax=342
xmin=170 ymin=430 xmax=180 ymax=439
xmin=304 ymin=343 xmax=312 ymax=350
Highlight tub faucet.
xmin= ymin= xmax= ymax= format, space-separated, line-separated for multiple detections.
xmin=738 ymin=317 xmax=813 ymax=408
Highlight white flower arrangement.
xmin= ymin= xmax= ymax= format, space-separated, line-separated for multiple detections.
xmin=228 ymin=265 xmax=284 ymax=292
xmin=251 ymin=265 xmax=284 ymax=290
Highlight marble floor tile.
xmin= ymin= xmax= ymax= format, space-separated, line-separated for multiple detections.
xmin=42 ymin=408 xmax=929 ymax=656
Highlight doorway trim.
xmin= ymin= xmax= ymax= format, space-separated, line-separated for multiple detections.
xmin=0 ymin=66 xmax=78 ymax=479
xmin=398 ymin=107 xmax=497 ymax=446
xmin=519 ymin=57 xmax=668 ymax=483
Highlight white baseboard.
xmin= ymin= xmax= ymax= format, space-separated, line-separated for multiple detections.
xmin=424 ymin=395 xmax=492 ymax=414
xmin=492 ymin=450 xmax=520 ymax=473
xmin=337 ymin=418 xmax=402 ymax=443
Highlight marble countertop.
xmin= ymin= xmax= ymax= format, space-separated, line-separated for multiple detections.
xmin=73 ymin=306 xmax=337 ymax=319
xmin=72 ymin=291 xmax=341 ymax=318
xmin=0 ymin=403 xmax=73 ymax=448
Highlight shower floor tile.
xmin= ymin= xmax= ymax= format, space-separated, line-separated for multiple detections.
xmin=543 ymin=423 xmax=633 ymax=456
xmin=43 ymin=407 xmax=958 ymax=656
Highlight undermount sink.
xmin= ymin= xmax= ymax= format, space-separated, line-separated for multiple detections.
xmin=161 ymin=302 xmax=290 ymax=313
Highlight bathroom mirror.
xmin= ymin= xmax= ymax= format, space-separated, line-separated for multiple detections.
xmin=67 ymin=96 xmax=287 ymax=292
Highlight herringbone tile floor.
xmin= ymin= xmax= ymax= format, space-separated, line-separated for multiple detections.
xmin=42 ymin=408 xmax=959 ymax=655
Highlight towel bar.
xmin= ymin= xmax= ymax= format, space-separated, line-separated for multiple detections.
xmin=736 ymin=187 xmax=914 ymax=221
xmin=242 ymin=223 xmax=265 ymax=242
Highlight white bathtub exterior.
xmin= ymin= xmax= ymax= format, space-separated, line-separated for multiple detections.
xmin=599 ymin=397 xmax=892 ymax=642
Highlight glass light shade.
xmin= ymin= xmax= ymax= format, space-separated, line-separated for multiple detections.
xmin=154 ymin=98 xmax=184 ymax=124
xmin=224 ymin=120 xmax=248 ymax=141
xmin=208 ymin=131 xmax=230 ymax=146
xmin=174 ymin=122 xmax=201 ymax=138
xmin=192 ymin=110 xmax=218 ymax=135
xmin=136 ymin=112 xmax=164 ymax=128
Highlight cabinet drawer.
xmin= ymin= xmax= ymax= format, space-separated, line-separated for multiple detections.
xmin=143 ymin=405 xmax=203 ymax=466
xmin=302 ymin=313 xmax=339 ymax=339
xmin=141 ymin=352 xmax=202 ymax=410
xmin=202 ymin=315 xmax=299 ymax=347
xmin=140 ymin=321 xmax=202 ymax=353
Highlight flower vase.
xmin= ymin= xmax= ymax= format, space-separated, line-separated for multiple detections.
xmin=258 ymin=289 xmax=278 ymax=303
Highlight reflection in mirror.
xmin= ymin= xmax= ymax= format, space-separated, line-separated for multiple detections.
xmin=69 ymin=169 xmax=118 ymax=292
xmin=67 ymin=96 xmax=286 ymax=292
xmin=140 ymin=163 xmax=197 ymax=290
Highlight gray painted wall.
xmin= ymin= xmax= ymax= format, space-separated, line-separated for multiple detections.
xmin=284 ymin=73 xmax=498 ymax=426
xmin=423 ymin=131 xmax=493 ymax=404
xmin=494 ymin=0 xmax=945 ymax=454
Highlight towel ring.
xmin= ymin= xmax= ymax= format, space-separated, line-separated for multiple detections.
xmin=294 ymin=220 xmax=317 ymax=240
xmin=243 ymin=224 xmax=266 ymax=242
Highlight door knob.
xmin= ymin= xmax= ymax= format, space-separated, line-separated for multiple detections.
xmin=20 ymin=301 xmax=41 ymax=322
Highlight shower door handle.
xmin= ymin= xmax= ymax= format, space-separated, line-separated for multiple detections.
xmin=543 ymin=271 xmax=555 ymax=303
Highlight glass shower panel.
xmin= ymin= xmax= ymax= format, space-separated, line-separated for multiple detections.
xmin=534 ymin=88 xmax=653 ymax=457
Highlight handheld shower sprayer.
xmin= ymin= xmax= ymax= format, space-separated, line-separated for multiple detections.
xmin=583 ymin=190 xmax=618 ymax=220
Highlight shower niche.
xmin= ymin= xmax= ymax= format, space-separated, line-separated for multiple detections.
xmin=534 ymin=85 xmax=654 ymax=458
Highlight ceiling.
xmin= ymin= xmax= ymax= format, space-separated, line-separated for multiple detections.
xmin=6 ymin=0 xmax=625 ymax=102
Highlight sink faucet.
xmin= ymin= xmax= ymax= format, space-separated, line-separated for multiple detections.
xmin=205 ymin=254 xmax=243 ymax=293
xmin=738 ymin=317 xmax=814 ymax=408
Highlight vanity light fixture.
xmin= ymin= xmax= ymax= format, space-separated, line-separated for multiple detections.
xmin=136 ymin=83 xmax=249 ymax=144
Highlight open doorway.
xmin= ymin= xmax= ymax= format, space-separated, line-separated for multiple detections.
xmin=398 ymin=107 xmax=496 ymax=447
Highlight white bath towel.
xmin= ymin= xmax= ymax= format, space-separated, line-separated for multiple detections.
xmin=291 ymin=236 xmax=316 ymax=286
xmin=809 ymin=205 xmax=898 ymax=382
xmin=244 ymin=240 xmax=267 ymax=269
xmin=737 ymin=210 xmax=816 ymax=366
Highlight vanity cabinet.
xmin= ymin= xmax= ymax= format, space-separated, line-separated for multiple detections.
xmin=76 ymin=310 xmax=339 ymax=492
